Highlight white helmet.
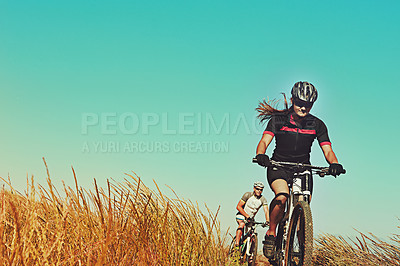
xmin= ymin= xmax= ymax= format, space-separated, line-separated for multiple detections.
xmin=253 ymin=182 xmax=264 ymax=188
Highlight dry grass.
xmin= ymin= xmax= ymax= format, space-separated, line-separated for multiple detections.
xmin=4 ymin=159 xmax=399 ymax=265
xmin=314 ymin=225 xmax=400 ymax=265
xmin=0 ymin=158 xmax=230 ymax=265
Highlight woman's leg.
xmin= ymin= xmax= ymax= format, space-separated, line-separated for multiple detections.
xmin=266 ymin=179 xmax=289 ymax=237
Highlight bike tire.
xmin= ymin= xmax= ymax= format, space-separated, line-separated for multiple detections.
xmin=241 ymin=238 xmax=248 ymax=264
xmin=247 ymin=234 xmax=257 ymax=266
xmin=285 ymin=201 xmax=313 ymax=266
xmin=228 ymin=236 xmax=244 ymax=264
xmin=228 ymin=237 xmax=236 ymax=257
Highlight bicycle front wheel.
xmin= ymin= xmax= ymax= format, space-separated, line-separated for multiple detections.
xmin=285 ymin=201 xmax=313 ymax=266
xmin=228 ymin=237 xmax=236 ymax=257
xmin=247 ymin=234 xmax=257 ymax=266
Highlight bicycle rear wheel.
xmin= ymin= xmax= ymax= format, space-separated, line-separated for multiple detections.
xmin=247 ymin=234 xmax=257 ymax=266
xmin=285 ymin=201 xmax=313 ymax=266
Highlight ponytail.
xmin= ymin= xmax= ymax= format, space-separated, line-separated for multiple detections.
xmin=256 ymin=93 xmax=291 ymax=123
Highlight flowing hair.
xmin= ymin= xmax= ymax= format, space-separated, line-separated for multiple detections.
xmin=256 ymin=93 xmax=291 ymax=124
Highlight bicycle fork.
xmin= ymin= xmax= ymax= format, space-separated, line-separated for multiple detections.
xmin=245 ymin=233 xmax=257 ymax=257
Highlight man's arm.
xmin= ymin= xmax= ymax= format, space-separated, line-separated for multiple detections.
xmin=236 ymin=200 xmax=250 ymax=218
xmin=263 ymin=205 xmax=270 ymax=224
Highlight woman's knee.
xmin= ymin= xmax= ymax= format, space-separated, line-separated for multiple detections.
xmin=273 ymin=192 xmax=289 ymax=206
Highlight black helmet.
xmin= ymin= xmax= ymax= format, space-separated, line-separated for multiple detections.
xmin=291 ymin=81 xmax=318 ymax=103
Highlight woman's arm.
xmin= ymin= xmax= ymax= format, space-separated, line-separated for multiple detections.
xmin=321 ymin=144 xmax=339 ymax=164
xmin=256 ymin=134 xmax=274 ymax=155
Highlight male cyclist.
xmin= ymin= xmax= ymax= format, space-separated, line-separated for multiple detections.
xmin=254 ymin=81 xmax=345 ymax=259
xmin=235 ymin=182 xmax=270 ymax=247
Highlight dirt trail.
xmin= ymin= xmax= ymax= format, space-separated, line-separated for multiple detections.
xmin=255 ymin=255 xmax=271 ymax=265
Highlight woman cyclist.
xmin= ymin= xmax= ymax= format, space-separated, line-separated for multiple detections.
xmin=254 ymin=81 xmax=345 ymax=259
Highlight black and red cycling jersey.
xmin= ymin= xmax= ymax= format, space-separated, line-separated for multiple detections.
xmin=264 ymin=113 xmax=331 ymax=163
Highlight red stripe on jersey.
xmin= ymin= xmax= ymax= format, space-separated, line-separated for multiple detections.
xmin=263 ymin=131 xmax=275 ymax=136
xmin=319 ymin=141 xmax=332 ymax=146
xmin=290 ymin=115 xmax=296 ymax=125
xmin=280 ymin=126 xmax=297 ymax=133
xmin=280 ymin=126 xmax=316 ymax=135
xmin=298 ymin=129 xmax=316 ymax=135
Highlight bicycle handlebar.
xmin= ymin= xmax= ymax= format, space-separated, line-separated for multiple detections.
xmin=252 ymin=157 xmax=346 ymax=175
xmin=246 ymin=220 xmax=269 ymax=228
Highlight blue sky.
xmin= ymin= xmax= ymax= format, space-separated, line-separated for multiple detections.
xmin=1 ymin=0 xmax=399 ymax=239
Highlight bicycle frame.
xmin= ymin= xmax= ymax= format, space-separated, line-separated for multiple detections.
xmin=231 ymin=221 xmax=267 ymax=266
xmin=275 ymin=169 xmax=312 ymax=264
xmin=241 ymin=222 xmax=261 ymax=256
xmin=282 ymin=168 xmax=312 ymax=223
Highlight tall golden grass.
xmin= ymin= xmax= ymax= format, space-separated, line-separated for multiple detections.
xmin=313 ymin=225 xmax=400 ymax=265
xmin=0 ymin=159 xmax=230 ymax=265
xmin=4 ymin=159 xmax=399 ymax=266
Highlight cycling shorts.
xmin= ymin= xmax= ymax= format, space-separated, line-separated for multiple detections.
xmin=236 ymin=214 xmax=246 ymax=222
xmin=267 ymin=166 xmax=313 ymax=195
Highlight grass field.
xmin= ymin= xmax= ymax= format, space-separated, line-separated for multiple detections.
xmin=313 ymin=226 xmax=400 ymax=265
xmin=1 ymin=159 xmax=399 ymax=265
xmin=0 ymin=159 xmax=230 ymax=265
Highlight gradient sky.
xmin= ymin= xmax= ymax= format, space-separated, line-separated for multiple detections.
xmin=1 ymin=0 xmax=399 ymax=239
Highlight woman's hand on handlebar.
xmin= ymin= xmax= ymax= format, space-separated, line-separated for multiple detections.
xmin=255 ymin=154 xmax=271 ymax=167
xmin=329 ymin=163 xmax=345 ymax=177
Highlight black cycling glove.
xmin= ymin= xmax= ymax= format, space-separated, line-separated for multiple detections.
xmin=329 ymin=163 xmax=344 ymax=177
xmin=256 ymin=154 xmax=271 ymax=167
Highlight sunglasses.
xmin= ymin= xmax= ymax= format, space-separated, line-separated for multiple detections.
xmin=254 ymin=187 xmax=263 ymax=191
xmin=293 ymin=99 xmax=313 ymax=108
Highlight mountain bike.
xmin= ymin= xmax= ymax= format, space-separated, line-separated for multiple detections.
xmin=229 ymin=220 xmax=268 ymax=266
xmin=252 ymin=158 xmax=345 ymax=266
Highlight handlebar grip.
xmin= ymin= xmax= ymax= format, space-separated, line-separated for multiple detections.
xmin=342 ymin=169 xmax=346 ymax=174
